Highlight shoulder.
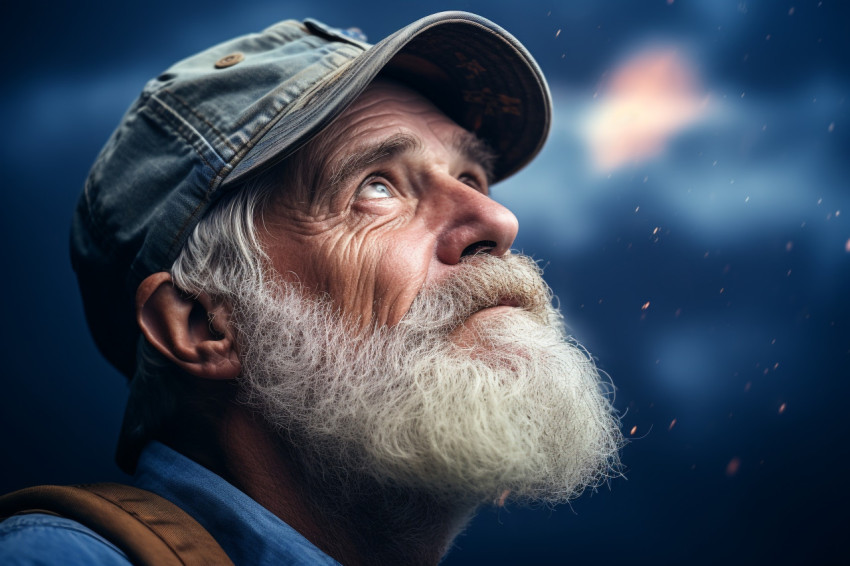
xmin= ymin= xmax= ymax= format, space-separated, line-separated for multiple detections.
xmin=0 ymin=513 xmax=131 ymax=566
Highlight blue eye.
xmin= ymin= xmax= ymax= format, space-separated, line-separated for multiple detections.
xmin=358 ymin=180 xmax=392 ymax=199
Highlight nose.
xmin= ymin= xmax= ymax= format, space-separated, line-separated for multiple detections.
xmin=434 ymin=178 xmax=519 ymax=265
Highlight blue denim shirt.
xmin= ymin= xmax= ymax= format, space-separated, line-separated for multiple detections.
xmin=0 ymin=442 xmax=340 ymax=565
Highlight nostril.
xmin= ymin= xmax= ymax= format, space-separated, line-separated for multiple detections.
xmin=461 ymin=240 xmax=498 ymax=258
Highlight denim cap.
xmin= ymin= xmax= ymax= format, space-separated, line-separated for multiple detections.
xmin=71 ymin=11 xmax=552 ymax=378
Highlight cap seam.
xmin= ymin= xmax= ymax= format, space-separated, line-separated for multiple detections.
xmin=303 ymin=19 xmax=371 ymax=50
xmin=261 ymin=20 xmax=311 ymax=44
xmin=160 ymin=89 xmax=239 ymax=154
xmin=218 ymin=49 xmax=362 ymax=183
xmin=140 ymin=98 xmax=225 ymax=265
xmin=163 ymin=174 xmax=221 ymax=268
xmin=148 ymin=94 xmax=224 ymax=173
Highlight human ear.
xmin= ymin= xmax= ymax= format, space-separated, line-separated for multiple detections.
xmin=135 ymin=272 xmax=241 ymax=380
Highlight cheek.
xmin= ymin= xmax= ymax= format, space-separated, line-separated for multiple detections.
xmin=322 ymin=226 xmax=435 ymax=328
xmin=265 ymin=209 xmax=437 ymax=328
xmin=372 ymin=237 xmax=434 ymax=326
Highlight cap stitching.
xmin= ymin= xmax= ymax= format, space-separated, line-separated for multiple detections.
xmin=261 ymin=20 xmax=310 ymax=43
xmin=141 ymin=97 xmax=225 ymax=264
xmin=149 ymin=94 xmax=224 ymax=172
xmin=166 ymin=168 xmax=221 ymax=263
xmin=218 ymin=47 xmax=362 ymax=182
xmin=161 ymin=89 xmax=239 ymax=154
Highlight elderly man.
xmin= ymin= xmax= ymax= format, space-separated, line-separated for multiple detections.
xmin=0 ymin=12 xmax=621 ymax=565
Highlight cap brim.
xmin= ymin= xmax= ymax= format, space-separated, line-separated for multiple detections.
xmin=224 ymin=11 xmax=551 ymax=188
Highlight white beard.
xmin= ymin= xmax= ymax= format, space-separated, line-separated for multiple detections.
xmin=231 ymin=253 xmax=622 ymax=506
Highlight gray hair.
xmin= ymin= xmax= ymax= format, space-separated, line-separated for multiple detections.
xmin=170 ymin=182 xmax=272 ymax=299
xmin=117 ymin=168 xmax=280 ymax=471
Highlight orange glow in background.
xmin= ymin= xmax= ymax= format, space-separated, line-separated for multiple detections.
xmin=583 ymin=48 xmax=709 ymax=171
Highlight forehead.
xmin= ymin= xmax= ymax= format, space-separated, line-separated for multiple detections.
xmin=275 ymin=79 xmax=493 ymax=206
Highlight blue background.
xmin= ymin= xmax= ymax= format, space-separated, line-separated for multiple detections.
xmin=1 ymin=1 xmax=848 ymax=564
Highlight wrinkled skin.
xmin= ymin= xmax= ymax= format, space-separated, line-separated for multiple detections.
xmin=260 ymin=80 xmax=520 ymax=329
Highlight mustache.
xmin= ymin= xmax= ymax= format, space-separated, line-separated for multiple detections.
xmin=400 ymin=253 xmax=553 ymax=333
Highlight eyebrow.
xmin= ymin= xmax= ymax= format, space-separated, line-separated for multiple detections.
xmin=325 ymin=133 xmax=422 ymax=197
xmin=451 ymin=130 xmax=497 ymax=184
xmin=322 ymin=130 xmax=498 ymax=199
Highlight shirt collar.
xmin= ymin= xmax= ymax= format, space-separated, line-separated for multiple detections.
xmin=133 ymin=441 xmax=339 ymax=565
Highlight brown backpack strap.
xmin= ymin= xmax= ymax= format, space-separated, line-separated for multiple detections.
xmin=0 ymin=483 xmax=234 ymax=566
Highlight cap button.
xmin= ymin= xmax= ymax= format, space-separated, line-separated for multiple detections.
xmin=214 ymin=52 xmax=245 ymax=69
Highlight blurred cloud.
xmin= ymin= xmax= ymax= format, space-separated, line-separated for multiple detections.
xmin=582 ymin=47 xmax=710 ymax=171
xmin=500 ymin=76 xmax=849 ymax=254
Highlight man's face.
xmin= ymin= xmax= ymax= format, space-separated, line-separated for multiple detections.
xmin=260 ymin=79 xmax=519 ymax=330
xmin=231 ymin=80 xmax=622 ymax=506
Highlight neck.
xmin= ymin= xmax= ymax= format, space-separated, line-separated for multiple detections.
xmin=172 ymin=401 xmax=475 ymax=565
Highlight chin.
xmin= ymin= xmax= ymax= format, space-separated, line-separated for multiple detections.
xmin=236 ymin=253 xmax=623 ymax=506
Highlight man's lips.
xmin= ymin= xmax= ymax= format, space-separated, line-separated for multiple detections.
xmin=467 ymin=297 xmax=522 ymax=319
xmin=449 ymin=297 xmax=528 ymax=349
